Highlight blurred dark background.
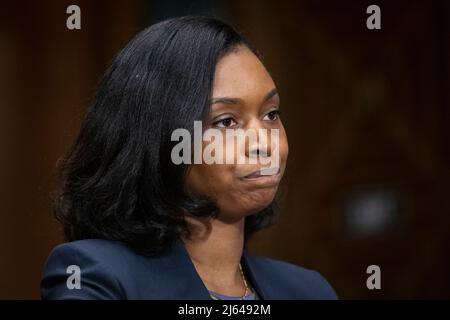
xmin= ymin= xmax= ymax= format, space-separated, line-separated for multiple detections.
xmin=1 ymin=0 xmax=449 ymax=299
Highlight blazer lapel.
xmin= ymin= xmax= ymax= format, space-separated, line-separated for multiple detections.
xmin=241 ymin=249 xmax=274 ymax=300
xmin=160 ymin=239 xmax=212 ymax=299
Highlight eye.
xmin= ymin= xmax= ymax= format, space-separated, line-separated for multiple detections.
xmin=263 ymin=110 xmax=280 ymax=121
xmin=213 ymin=117 xmax=237 ymax=128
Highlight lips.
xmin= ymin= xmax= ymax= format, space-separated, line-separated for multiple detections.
xmin=239 ymin=167 xmax=281 ymax=188
xmin=242 ymin=167 xmax=280 ymax=179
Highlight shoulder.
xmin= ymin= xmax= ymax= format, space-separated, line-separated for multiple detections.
xmin=46 ymin=239 xmax=139 ymax=268
xmin=41 ymin=239 xmax=142 ymax=299
xmin=246 ymin=255 xmax=338 ymax=300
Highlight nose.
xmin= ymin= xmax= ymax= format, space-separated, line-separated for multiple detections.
xmin=244 ymin=120 xmax=272 ymax=160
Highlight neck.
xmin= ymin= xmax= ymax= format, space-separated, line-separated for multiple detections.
xmin=182 ymin=216 xmax=248 ymax=296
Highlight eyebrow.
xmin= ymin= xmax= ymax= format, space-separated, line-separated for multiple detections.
xmin=210 ymin=88 xmax=278 ymax=105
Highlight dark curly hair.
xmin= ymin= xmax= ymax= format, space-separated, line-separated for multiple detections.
xmin=53 ymin=16 xmax=280 ymax=256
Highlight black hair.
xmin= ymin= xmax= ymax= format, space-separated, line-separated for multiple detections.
xmin=53 ymin=16 xmax=279 ymax=256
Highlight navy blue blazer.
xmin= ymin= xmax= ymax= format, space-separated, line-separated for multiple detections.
xmin=41 ymin=239 xmax=338 ymax=300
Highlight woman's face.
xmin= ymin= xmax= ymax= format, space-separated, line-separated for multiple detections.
xmin=186 ymin=46 xmax=289 ymax=221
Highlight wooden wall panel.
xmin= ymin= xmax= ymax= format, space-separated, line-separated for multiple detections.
xmin=0 ymin=0 xmax=144 ymax=299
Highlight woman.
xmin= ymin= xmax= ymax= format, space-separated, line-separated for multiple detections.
xmin=41 ymin=16 xmax=338 ymax=300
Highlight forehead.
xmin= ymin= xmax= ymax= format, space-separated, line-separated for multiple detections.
xmin=212 ymin=47 xmax=275 ymax=99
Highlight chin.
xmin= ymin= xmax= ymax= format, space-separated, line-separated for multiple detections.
xmin=242 ymin=196 xmax=277 ymax=216
xmin=217 ymin=186 xmax=279 ymax=220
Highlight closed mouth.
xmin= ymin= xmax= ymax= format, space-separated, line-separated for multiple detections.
xmin=239 ymin=167 xmax=281 ymax=188
xmin=243 ymin=167 xmax=280 ymax=179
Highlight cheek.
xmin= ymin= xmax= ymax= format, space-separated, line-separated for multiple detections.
xmin=186 ymin=164 xmax=236 ymax=199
